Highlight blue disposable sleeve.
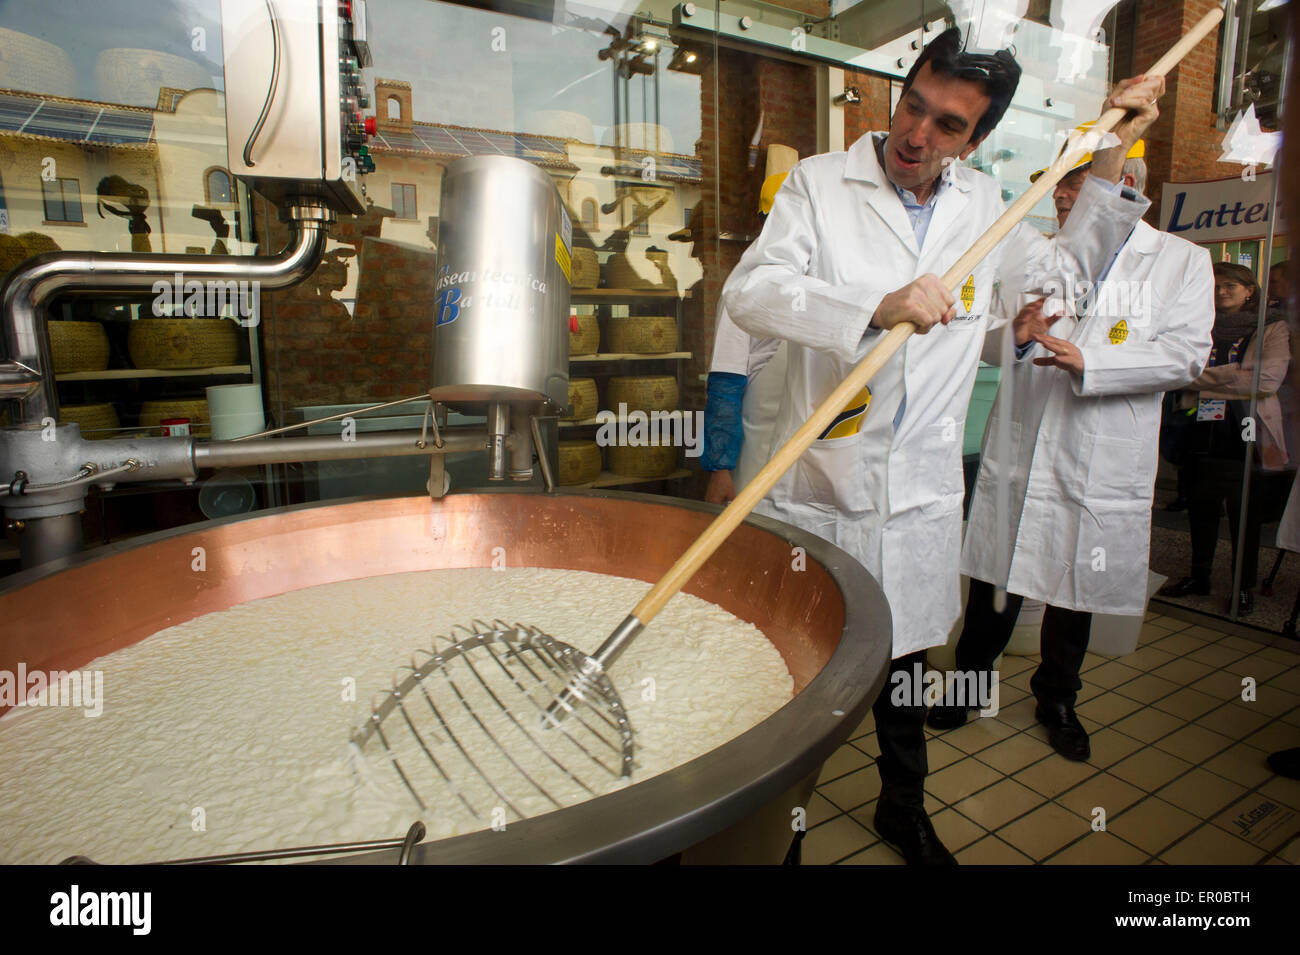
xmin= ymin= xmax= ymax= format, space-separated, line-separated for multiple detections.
xmin=701 ymin=371 xmax=746 ymax=471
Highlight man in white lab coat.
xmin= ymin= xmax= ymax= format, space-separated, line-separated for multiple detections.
xmin=702 ymin=306 xmax=784 ymax=501
xmin=703 ymin=175 xmax=787 ymax=504
xmin=721 ymin=27 xmax=1162 ymax=864
xmin=929 ymin=152 xmax=1214 ymax=760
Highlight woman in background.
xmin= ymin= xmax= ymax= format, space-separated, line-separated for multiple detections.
xmin=1161 ymin=262 xmax=1293 ymax=615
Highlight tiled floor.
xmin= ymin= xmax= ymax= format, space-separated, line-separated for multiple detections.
xmin=805 ymin=613 xmax=1300 ymax=865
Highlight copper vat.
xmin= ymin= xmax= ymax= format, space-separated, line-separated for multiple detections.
xmin=0 ymin=490 xmax=891 ymax=863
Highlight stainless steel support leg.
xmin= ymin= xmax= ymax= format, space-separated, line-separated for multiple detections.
xmin=486 ymin=402 xmax=508 ymax=481
xmin=16 ymin=512 xmax=83 ymax=568
xmin=508 ymin=404 xmax=534 ymax=482
xmin=428 ymin=451 xmax=447 ymax=499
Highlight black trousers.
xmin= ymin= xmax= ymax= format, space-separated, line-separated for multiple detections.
xmin=953 ymin=578 xmax=1093 ymax=710
xmin=872 ymin=649 xmax=929 ymax=809
xmin=1186 ymin=456 xmax=1291 ymax=589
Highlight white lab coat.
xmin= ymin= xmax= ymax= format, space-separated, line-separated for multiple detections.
xmin=962 ymin=221 xmax=1214 ymax=614
xmin=1277 ymin=470 xmax=1300 ymax=554
xmin=708 ymin=306 xmax=787 ymax=488
xmin=722 ymin=131 xmax=1146 ymax=658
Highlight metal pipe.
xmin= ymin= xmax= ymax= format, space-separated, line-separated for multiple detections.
xmin=0 ymin=360 xmax=40 ymax=401
xmin=193 ymin=428 xmax=492 ymax=470
xmin=231 ymin=392 xmax=432 ymax=442
xmin=0 ymin=200 xmax=332 ymax=428
xmin=1230 ymin=156 xmax=1287 ymax=618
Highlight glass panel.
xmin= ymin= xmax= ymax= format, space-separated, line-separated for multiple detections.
xmin=1218 ymin=0 xmax=1289 ymax=125
xmin=0 ymin=0 xmax=255 ymax=262
xmin=242 ymin=0 xmax=708 ymax=499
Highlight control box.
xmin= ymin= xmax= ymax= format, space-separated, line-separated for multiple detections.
xmin=220 ymin=0 xmax=374 ymax=215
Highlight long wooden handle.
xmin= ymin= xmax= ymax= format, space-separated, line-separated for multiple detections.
xmin=628 ymin=6 xmax=1223 ymax=627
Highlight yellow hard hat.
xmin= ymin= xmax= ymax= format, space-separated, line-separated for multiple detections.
xmin=759 ymin=172 xmax=788 ymax=215
xmin=1029 ymin=122 xmax=1145 ymax=183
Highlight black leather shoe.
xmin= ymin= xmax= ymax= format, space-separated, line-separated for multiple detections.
xmin=1267 ymin=747 xmax=1300 ymax=780
xmin=927 ymin=704 xmax=972 ymax=730
xmin=1159 ymin=576 xmax=1211 ymax=597
xmin=1035 ymin=700 xmax=1091 ymax=761
xmin=873 ymin=800 xmax=958 ymax=866
xmin=1237 ymin=589 xmax=1254 ymax=616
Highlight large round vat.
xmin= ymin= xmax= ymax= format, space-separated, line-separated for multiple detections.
xmin=0 ymin=490 xmax=891 ymax=864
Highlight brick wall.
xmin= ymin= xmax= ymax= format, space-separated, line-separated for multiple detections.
xmin=1133 ymin=0 xmax=1245 ymax=218
xmin=256 ymin=202 xmax=436 ymax=420
xmin=1113 ymin=0 xmax=1137 ymax=80
xmin=844 ymin=69 xmax=893 ymax=147
xmin=687 ymin=48 xmax=818 ymax=414
xmin=762 ymin=0 xmax=831 ymax=18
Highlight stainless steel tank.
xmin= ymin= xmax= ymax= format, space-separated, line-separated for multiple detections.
xmin=0 ymin=491 xmax=891 ymax=864
xmin=430 ymin=156 xmax=570 ymax=409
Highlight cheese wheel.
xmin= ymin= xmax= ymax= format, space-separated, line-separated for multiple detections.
xmin=608 ymin=444 xmax=677 ymax=479
xmin=557 ymin=440 xmax=602 ymax=485
xmin=59 ymin=403 xmax=120 ymax=440
xmin=570 ymin=313 xmax=600 ymax=356
xmin=565 ymin=378 xmax=599 ymax=421
xmin=605 ymin=376 xmax=678 ymax=414
xmin=605 ymin=315 xmax=677 ymax=354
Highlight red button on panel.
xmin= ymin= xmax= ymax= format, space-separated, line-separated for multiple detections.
xmin=365 ymin=117 xmax=376 ymax=135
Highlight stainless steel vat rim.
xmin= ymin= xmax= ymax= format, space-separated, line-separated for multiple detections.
xmin=0 ymin=488 xmax=892 ymax=864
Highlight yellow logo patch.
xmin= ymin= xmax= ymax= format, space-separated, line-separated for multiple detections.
xmin=1108 ymin=319 xmax=1129 ymax=344
xmin=555 ymin=234 xmax=571 ymax=283
xmin=819 ymin=386 xmax=872 ymax=440
xmin=960 ymin=274 xmax=976 ymax=311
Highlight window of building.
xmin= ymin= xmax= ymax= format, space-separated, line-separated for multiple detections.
xmin=205 ymin=167 xmax=233 ymax=205
xmin=581 ymin=198 xmax=597 ymax=230
xmin=387 ymin=95 xmax=403 ymax=121
xmin=42 ymin=178 xmax=83 ymax=223
xmin=391 ymin=182 xmax=417 ymax=219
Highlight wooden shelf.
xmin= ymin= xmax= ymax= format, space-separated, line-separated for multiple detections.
xmin=56 ymin=365 xmax=252 ymax=382
xmin=571 ymin=469 xmax=692 ymax=489
xmin=571 ymin=288 xmax=685 ymax=302
xmin=570 ymin=352 xmax=691 ymax=363
xmin=560 ymin=413 xmax=696 ymax=428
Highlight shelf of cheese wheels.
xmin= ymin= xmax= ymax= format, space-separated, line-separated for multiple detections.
xmin=557 ymin=438 xmax=690 ymax=489
xmin=50 ymin=316 xmax=255 ymax=440
xmin=561 ymin=312 xmax=691 ymax=488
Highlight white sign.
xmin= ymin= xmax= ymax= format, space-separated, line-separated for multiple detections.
xmin=1160 ymin=172 xmax=1286 ymax=243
